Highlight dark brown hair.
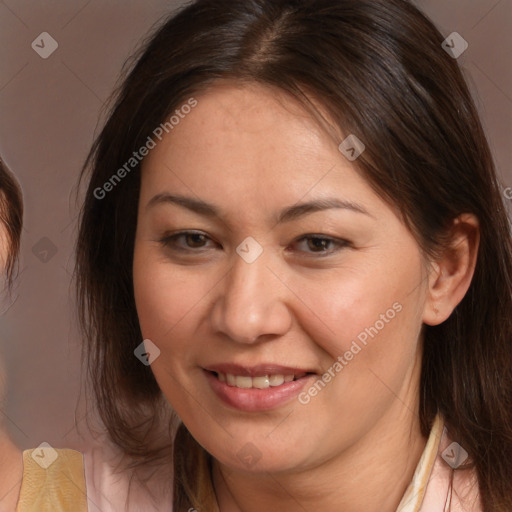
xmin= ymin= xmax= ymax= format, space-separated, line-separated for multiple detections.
xmin=0 ymin=158 xmax=23 ymax=287
xmin=77 ymin=0 xmax=512 ymax=510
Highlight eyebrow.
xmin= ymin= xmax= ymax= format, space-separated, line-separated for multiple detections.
xmin=146 ymin=193 xmax=372 ymax=223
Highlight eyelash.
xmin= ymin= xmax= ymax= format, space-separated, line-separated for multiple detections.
xmin=158 ymin=230 xmax=349 ymax=257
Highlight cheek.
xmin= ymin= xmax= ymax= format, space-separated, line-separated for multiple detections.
xmin=132 ymin=246 xmax=221 ymax=369
xmin=288 ymin=267 xmax=424 ymax=453
xmin=296 ymin=254 xmax=425 ymax=388
xmin=133 ymin=249 xmax=192 ymax=344
xmin=293 ymin=264 xmax=414 ymax=354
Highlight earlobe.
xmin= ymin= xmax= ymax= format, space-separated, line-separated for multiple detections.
xmin=423 ymin=214 xmax=480 ymax=326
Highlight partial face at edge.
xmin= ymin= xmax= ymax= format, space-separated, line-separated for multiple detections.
xmin=132 ymin=82 xmax=431 ymax=473
xmin=0 ymin=192 xmax=9 ymax=272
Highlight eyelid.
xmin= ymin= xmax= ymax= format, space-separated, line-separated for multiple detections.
xmin=159 ymin=229 xmax=207 ymax=239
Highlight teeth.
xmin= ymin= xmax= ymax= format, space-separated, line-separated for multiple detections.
xmin=269 ymin=375 xmax=284 ymax=386
xmin=235 ymin=376 xmax=252 ymax=388
xmin=215 ymin=372 xmax=303 ymax=389
xmin=252 ymin=376 xmax=270 ymax=389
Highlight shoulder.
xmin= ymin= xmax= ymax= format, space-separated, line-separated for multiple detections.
xmin=84 ymin=440 xmax=173 ymax=512
xmin=0 ymin=434 xmax=22 ymax=512
xmin=16 ymin=447 xmax=87 ymax=511
xmin=14 ymin=442 xmax=173 ymax=512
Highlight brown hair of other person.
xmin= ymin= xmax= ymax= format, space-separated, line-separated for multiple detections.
xmin=0 ymin=159 xmax=23 ymax=287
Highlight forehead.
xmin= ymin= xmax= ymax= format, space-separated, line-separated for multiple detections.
xmin=148 ymin=83 xmax=336 ymax=159
xmin=140 ymin=82 xmax=378 ymax=215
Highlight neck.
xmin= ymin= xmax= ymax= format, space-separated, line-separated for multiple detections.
xmin=212 ymin=396 xmax=427 ymax=512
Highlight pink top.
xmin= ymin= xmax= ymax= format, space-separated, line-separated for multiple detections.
xmin=397 ymin=415 xmax=481 ymax=512
xmin=84 ymin=415 xmax=481 ymax=511
xmin=84 ymin=442 xmax=172 ymax=511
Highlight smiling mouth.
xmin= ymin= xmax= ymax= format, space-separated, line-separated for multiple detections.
xmin=209 ymin=371 xmax=311 ymax=389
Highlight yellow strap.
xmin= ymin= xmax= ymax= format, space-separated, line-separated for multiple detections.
xmin=16 ymin=448 xmax=88 ymax=512
xmin=396 ymin=414 xmax=444 ymax=512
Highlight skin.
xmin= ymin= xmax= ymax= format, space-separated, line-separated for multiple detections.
xmin=0 ymin=413 xmax=22 ymax=512
xmin=133 ymin=82 xmax=479 ymax=512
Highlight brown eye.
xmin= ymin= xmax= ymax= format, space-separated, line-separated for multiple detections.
xmin=184 ymin=233 xmax=208 ymax=248
xmin=291 ymin=235 xmax=349 ymax=256
xmin=159 ymin=231 xmax=215 ymax=252
xmin=306 ymin=237 xmax=333 ymax=252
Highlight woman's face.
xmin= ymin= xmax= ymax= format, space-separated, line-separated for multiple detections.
xmin=0 ymin=191 xmax=11 ymax=397
xmin=133 ymin=83 xmax=431 ymax=474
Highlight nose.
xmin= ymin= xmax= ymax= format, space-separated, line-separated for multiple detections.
xmin=210 ymin=251 xmax=292 ymax=344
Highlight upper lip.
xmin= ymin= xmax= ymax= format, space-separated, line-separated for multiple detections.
xmin=204 ymin=363 xmax=316 ymax=377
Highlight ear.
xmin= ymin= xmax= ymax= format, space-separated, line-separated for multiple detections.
xmin=423 ymin=214 xmax=480 ymax=326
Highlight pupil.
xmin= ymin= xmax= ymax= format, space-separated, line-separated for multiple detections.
xmin=187 ymin=234 xmax=205 ymax=247
xmin=309 ymin=238 xmax=327 ymax=251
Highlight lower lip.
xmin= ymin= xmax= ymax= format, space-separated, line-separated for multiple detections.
xmin=204 ymin=370 xmax=314 ymax=412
